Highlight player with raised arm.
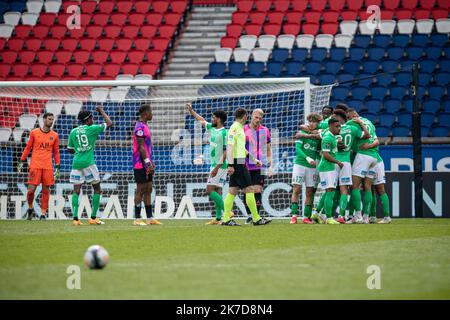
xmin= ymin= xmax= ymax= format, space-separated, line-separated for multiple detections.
xmin=290 ymin=112 xmax=322 ymax=224
xmin=17 ymin=112 xmax=60 ymax=220
xmin=222 ymin=108 xmax=271 ymax=226
xmin=244 ymin=109 xmax=272 ymax=224
xmin=68 ymin=106 xmax=112 ymax=226
xmin=132 ymin=103 xmax=161 ymax=226
xmin=186 ymin=102 xmax=228 ymax=225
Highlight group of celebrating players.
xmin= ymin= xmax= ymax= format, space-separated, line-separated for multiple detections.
xmin=17 ymin=99 xmax=391 ymax=225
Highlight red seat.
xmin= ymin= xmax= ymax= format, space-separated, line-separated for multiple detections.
xmin=121 ymin=63 xmax=139 ymax=75
xmin=134 ymin=38 xmax=152 ymax=50
xmin=401 ymin=0 xmax=418 ymax=9
xmin=358 ymin=10 xmax=371 ymax=20
xmin=140 ymin=25 xmax=157 ymax=38
xmin=79 ymin=38 xmax=96 ymax=51
xmin=56 ymin=14 xmax=70 ymax=26
xmin=329 ymin=0 xmax=346 ymax=11
xmin=283 ymin=23 xmax=301 ymax=35
xmin=86 ymin=25 xmax=103 ymax=38
xmin=249 ymin=12 xmax=266 ymax=25
xmin=103 ymin=64 xmax=121 ymax=77
xmin=0 ymin=64 xmax=11 ymax=77
xmin=61 ymin=39 xmax=78 ymax=51
xmin=110 ymin=14 xmax=128 ymax=25
xmin=263 ymin=23 xmax=281 ymax=36
xmin=62 ymin=1 xmax=79 ymax=12
xmin=273 ymin=0 xmax=290 ymax=12
xmin=220 ymin=36 xmax=238 ymax=49
xmin=43 ymin=38 xmax=60 ymax=51
xmin=419 ymin=0 xmax=436 ymax=8
xmin=164 ymin=13 xmax=182 ymax=26
xmin=384 ymin=0 xmax=400 ymax=10
xmin=55 ymin=50 xmax=72 ymax=64
xmin=365 ymin=0 xmax=382 ymax=6
xmin=14 ymin=25 xmax=32 ymax=39
xmin=117 ymin=1 xmax=133 ymax=13
xmin=432 ymin=8 xmax=448 ymax=19
xmin=0 ymin=39 xmax=5 ymax=50
xmin=80 ymin=0 xmax=97 ymax=14
xmin=139 ymin=63 xmax=159 ymax=76
xmin=152 ymin=37 xmax=171 ymax=51
xmin=291 ymin=0 xmax=308 ymax=11
xmin=135 ymin=0 xmax=152 ymax=13
xmin=67 ymin=64 xmax=84 ymax=78
xmin=152 ymin=1 xmax=169 ymax=13
xmin=159 ymin=25 xmax=177 ymax=38
xmin=13 ymin=64 xmax=29 ymax=77
xmin=97 ymin=38 xmax=115 ymax=51
xmin=286 ymin=11 xmax=303 ymax=24
xmin=146 ymin=51 xmax=165 ymax=64
xmin=255 ymin=0 xmax=272 ymax=12
xmin=127 ymin=50 xmax=146 ymax=64
xmin=3 ymin=51 xmax=18 ymax=64
xmin=92 ymin=51 xmax=109 ymax=64
xmin=302 ymin=23 xmax=319 ymax=35
xmin=414 ymin=9 xmax=431 ymax=19
xmin=92 ymin=14 xmax=110 ymax=26
xmin=226 ymin=24 xmax=243 ymax=37
xmin=68 ymin=27 xmax=85 ymax=39
xmin=128 ymin=13 xmax=146 ymax=26
xmin=395 ymin=9 xmax=413 ymax=19
xmin=347 ymin=0 xmax=364 ymax=10
xmin=0 ymin=116 xmax=18 ymax=128
xmin=380 ymin=9 xmax=395 ymax=19
xmin=116 ymin=38 xmax=133 ymax=51
xmin=321 ymin=23 xmax=339 ymax=35
xmin=36 ymin=50 xmax=54 ymax=64
xmin=48 ymin=64 xmax=66 ymax=77
xmin=237 ymin=1 xmax=254 ymax=13
xmin=98 ymin=0 xmax=115 ymax=14
xmin=123 ymin=25 xmax=139 ymax=38
xmin=104 ymin=25 xmax=121 ymax=38
xmin=38 ymin=13 xmax=57 ymax=26
xmin=27 ymin=104 xmax=45 ymax=116
xmin=80 ymin=14 xmax=92 ymax=27
xmin=232 ymin=12 xmax=248 ymax=25
xmin=310 ymin=0 xmax=327 ymax=11
xmin=340 ymin=10 xmax=358 ymax=20
xmin=50 ymin=25 xmax=68 ymax=39
xmin=170 ymin=1 xmax=188 ymax=13
xmin=146 ymin=13 xmax=163 ymax=26
xmin=33 ymin=25 xmax=50 ymax=39
xmin=304 ymin=11 xmax=321 ymax=23
xmin=323 ymin=11 xmax=339 ymax=23
xmin=30 ymin=64 xmax=48 ymax=77
xmin=267 ymin=12 xmax=284 ymax=24
xmin=73 ymin=51 xmax=91 ymax=64
xmin=437 ymin=0 xmax=449 ymax=8
xmin=244 ymin=24 xmax=263 ymax=36
xmin=24 ymin=38 xmax=41 ymax=51
xmin=85 ymin=63 xmax=103 ymax=77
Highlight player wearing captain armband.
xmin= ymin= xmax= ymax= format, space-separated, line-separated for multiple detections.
xmin=186 ymin=102 xmax=229 ymax=225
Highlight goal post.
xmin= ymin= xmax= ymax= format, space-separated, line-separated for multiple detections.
xmin=0 ymin=78 xmax=333 ymax=220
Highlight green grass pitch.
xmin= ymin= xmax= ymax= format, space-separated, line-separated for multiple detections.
xmin=1 ymin=219 xmax=449 ymax=299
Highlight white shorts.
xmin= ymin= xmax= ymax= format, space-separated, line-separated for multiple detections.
xmin=368 ymin=161 xmax=386 ymax=185
xmin=319 ymin=167 xmax=339 ymax=189
xmin=70 ymin=164 xmax=101 ymax=185
xmin=338 ymin=162 xmax=352 ymax=186
xmin=206 ymin=168 xmax=228 ymax=187
xmin=352 ymin=153 xmax=378 ymax=178
xmin=292 ymin=164 xmax=318 ymax=188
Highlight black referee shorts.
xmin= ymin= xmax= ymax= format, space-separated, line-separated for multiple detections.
xmin=134 ymin=168 xmax=153 ymax=184
xmin=249 ymin=169 xmax=265 ymax=187
xmin=229 ymin=164 xmax=252 ymax=189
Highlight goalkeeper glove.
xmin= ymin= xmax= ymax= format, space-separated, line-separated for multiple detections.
xmin=54 ymin=165 xmax=60 ymax=181
xmin=17 ymin=161 xmax=23 ymax=173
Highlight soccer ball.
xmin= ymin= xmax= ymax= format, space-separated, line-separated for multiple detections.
xmin=84 ymin=245 xmax=109 ymax=269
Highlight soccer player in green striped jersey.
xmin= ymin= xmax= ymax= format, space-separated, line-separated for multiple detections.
xmin=186 ymin=103 xmax=228 ymax=225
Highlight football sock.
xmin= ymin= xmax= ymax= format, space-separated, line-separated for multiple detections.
xmin=91 ymin=193 xmax=100 ymax=219
xmin=363 ymin=191 xmax=373 ymax=216
xmin=135 ymin=205 xmax=142 ymax=219
xmin=209 ymin=191 xmax=223 ymax=220
xmin=324 ymin=191 xmax=336 ymax=218
xmin=245 ymin=193 xmax=260 ymax=222
xmin=223 ymin=193 xmax=235 ymax=223
xmin=348 ymin=197 xmax=354 ymax=217
xmin=26 ymin=189 xmax=35 ymax=209
xmin=255 ymin=192 xmax=262 ymax=214
xmin=332 ymin=190 xmax=340 ymax=216
xmin=380 ymin=193 xmax=391 ymax=218
xmin=316 ymin=193 xmax=326 ymax=214
xmin=370 ymin=190 xmax=377 ymax=217
xmin=304 ymin=204 xmax=312 ymax=218
xmin=72 ymin=193 xmax=79 ymax=220
xmin=351 ymin=189 xmax=362 ymax=212
xmin=145 ymin=205 xmax=153 ymax=219
xmin=41 ymin=188 xmax=50 ymax=214
xmin=339 ymin=194 xmax=348 ymax=217
xmin=291 ymin=202 xmax=298 ymax=216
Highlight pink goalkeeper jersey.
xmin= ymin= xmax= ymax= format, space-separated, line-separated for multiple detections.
xmin=133 ymin=121 xmax=154 ymax=169
xmin=244 ymin=124 xmax=271 ymax=171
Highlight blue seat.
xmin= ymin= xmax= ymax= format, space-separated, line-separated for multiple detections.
xmin=430 ymin=126 xmax=449 ymax=137
xmin=423 ymin=99 xmax=441 ymax=114
xmin=403 ymin=98 xmax=413 ymax=112
xmin=425 ymin=46 xmax=442 ymax=60
xmin=421 ymin=126 xmax=430 ymax=137
xmin=444 ymin=99 xmax=450 ymax=112
xmin=324 ymin=60 xmax=341 ymax=74
xmin=358 ymin=73 xmax=374 ymax=87
xmin=411 ymin=34 xmax=429 ymax=48
xmin=437 ymin=112 xmax=450 ymax=126
xmin=439 ymin=59 xmax=450 ymax=72
xmin=342 ymin=60 xmax=361 ymax=74
xmin=420 ymin=59 xmax=437 ymax=74
xmin=430 ymin=34 xmax=447 ymax=47
xmin=208 ymin=62 xmax=226 ymax=77
xmin=247 ymin=62 xmax=265 ymax=77
xmin=397 ymin=111 xmax=412 ymax=126
xmin=347 ymin=99 xmax=363 ymax=111
xmin=368 ymin=47 xmax=385 ymax=60
xmin=445 ymin=46 xmax=450 ymax=58
xmin=383 ymin=99 xmax=402 ymax=113
xmin=419 ymin=72 xmax=432 ymax=86
xmin=400 ymin=58 xmax=415 ymax=69
xmin=421 ymin=112 xmax=435 ymax=127
xmin=228 ymin=62 xmax=245 ymax=77
xmin=378 ymin=112 xmax=396 ymax=127
xmin=291 ymin=48 xmax=308 ymax=61
xmin=386 ymin=47 xmax=404 ymax=60
xmin=337 ymin=73 xmax=354 ymax=86
xmin=376 ymin=73 xmax=393 ymax=86
xmin=329 ymin=48 xmax=346 ymax=61
xmin=304 ymin=61 xmax=322 ymax=75
xmin=371 ymin=86 xmax=388 ymax=100
xmin=392 ymin=34 xmax=410 ymax=48
xmin=390 ymin=85 xmax=407 ymax=97
xmin=362 ymin=60 xmax=380 ymax=73
xmin=428 ymin=85 xmax=446 ymax=100
xmin=381 ymin=59 xmax=399 ymax=72
xmin=395 ymin=72 xmax=412 ymax=86
xmin=434 ymin=72 xmax=450 ymax=85
xmin=392 ymin=125 xmax=410 ymax=137
xmin=360 ymin=111 xmax=377 ymax=123
xmin=376 ymin=126 xmax=391 ymax=137
xmin=354 ymin=35 xmax=371 ymax=48
xmin=332 ymin=87 xmax=349 ymax=100
xmin=406 ymin=47 xmax=424 ymax=60
xmin=329 ymin=100 xmax=340 ymax=107
xmin=349 ymin=47 xmax=365 ymax=60
xmin=9 ymin=1 xmax=26 ymax=12
xmin=285 ymin=61 xmax=302 ymax=76
xmin=351 ymin=86 xmax=369 ymax=100
xmin=310 ymin=48 xmax=327 ymax=62
xmin=265 ymin=61 xmax=283 ymax=77
xmin=365 ymin=99 xmax=382 ymax=112
xmin=373 ymin=35 xmax=391 ymax=48
xmin=318 ymin=73 xmax=336 ymax=85
xmin=271 ymin=48 xmax=289 ymax=62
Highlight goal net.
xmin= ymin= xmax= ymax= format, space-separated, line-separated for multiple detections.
xmin=0 ymin=78 xmax=333 ymax=220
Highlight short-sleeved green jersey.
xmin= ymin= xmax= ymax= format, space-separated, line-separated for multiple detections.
xmin=227 ymin=121 xmax=246 ymax=160
xmin=206 ymin=123 xmax=227 ymax=169
xmin=317 ymin=118 xmax=329 ymax=130
xmin=317 ymin=131 xmax=338 ymax=172
xmin=68 ymin=123 xmax=106 ymax=170
xmin=335 ymin=123 xmax=364 ymax=163
xmin=294 ymin=130 xmax=320 ymax=168
xmin=349 ymin=118 xmax=379 ymax=159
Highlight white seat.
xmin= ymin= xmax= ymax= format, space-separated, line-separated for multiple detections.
xmin=359 ymin=20 xmax=376 ymax=35
xmin=214 ymin=48 xmax=232 ymax=63
xmin=277 ymin=34 xmax=295 ymax=49
xmin=44 ymin=0 xmax=62 ymax=13
xmin=0 ymin=128 xmax=12 ymax=142
xmin=436 ymin=18 xmax=450 ymax=34
xmin=397 ymin=19 xmax=415 ymax=34
xmin=19 ymin=114 xmax=38 ymax=130
xmin=296 ymin=34 xmax=314 ymax=49
xmin=12 ymin=128 xmax=27 ymax=142
xmin=379 ymin=20 xmax=396 ymax=35
xmin=90 ymin=88 xmax=109 ymax=103
xmin=233 ymin=48 xmax=251 ymax=62
xmin=340 ymin=21 xmax=358 ymax=35
xmin=251 ymin=48 xmax=270 ymax=62
xmin=334 ymin=34 xmax=353 ymax=49
xmin=416 ymin=19 xmax=434 ymax=34
xmin=45 ymin=100 xmax=63 ymax=115
xmin=3 ymin=12 xmax=21 ymax=26
xmin=64 ymin=101 xmax=83 ymax=116
xmin=108 ymin=88 xmax=128 ymax=102
xmin=21 ymin=12 xmax=39 ymax=25
xmin=315 ymin=34 xmax=334 ymax=49
xmin=0 ymin=24 xmax=13 ymax=38
xmin=258 ymin=35 xmax=276 ymax=50
xmin=27 ymin=0 xmax=44 ymax=13
xmin=134 ymin=74 xmax=152 ymax=90
xmin=115 ymin=74 xmax=134 ymax=89
xmin=239 ymin=35 xmax=257 ymax=49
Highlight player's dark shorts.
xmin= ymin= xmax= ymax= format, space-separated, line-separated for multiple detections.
xmin=134 ymin=169 xmax=153 ymax=184
xmin=229 ymin=164 xmax=252 ymax=189
xmin=249 ymin=169 xmax=265 ymax=187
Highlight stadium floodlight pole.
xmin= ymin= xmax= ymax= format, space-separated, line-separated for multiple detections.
xmin=411 ymin=63 xmax=423 ymax=218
